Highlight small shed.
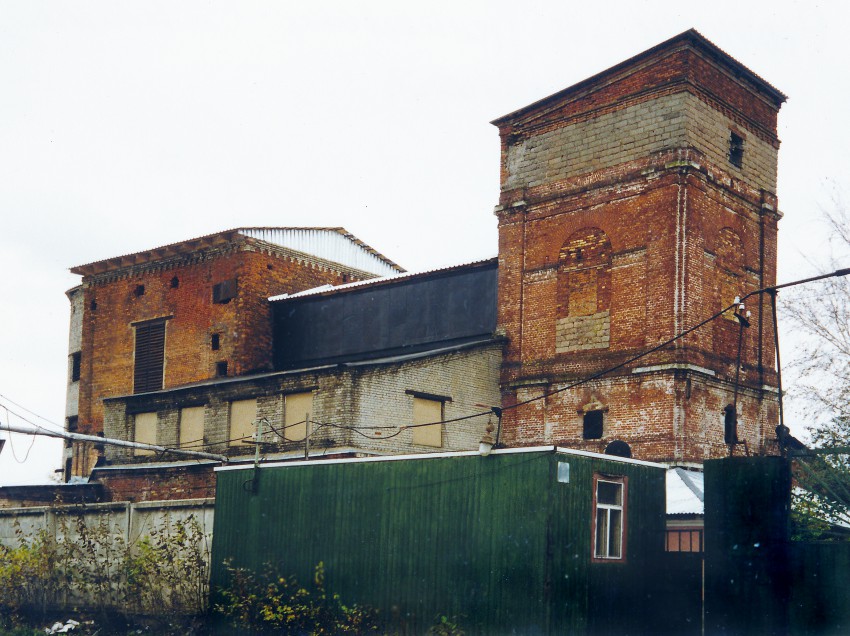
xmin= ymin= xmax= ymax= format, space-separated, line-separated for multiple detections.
xmin=210 ymin=446 xmax=666 ymax=634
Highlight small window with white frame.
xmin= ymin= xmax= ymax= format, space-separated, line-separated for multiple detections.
xmin=592 ymin=474 xmax=627 ymax=561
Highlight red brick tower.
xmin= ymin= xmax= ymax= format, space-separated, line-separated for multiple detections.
xmin=493 ymin=30 xmax=786 ymax=463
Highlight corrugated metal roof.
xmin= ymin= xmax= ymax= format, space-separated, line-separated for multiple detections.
xmin=269 ymin=256 xmax=498 ymax=301
xmin=70 ymin=227 xmax=404 ymax=277
xmin=667 ymin=467 xmax=705 ymax=515
xmin=240 ymin=227 xmax=403 ymax=276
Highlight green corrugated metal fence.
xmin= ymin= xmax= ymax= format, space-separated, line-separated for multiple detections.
xmin=210 ymin=449 xmax=666 ymax=635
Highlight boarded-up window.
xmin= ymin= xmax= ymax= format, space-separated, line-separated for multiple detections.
xmin=229 ymin=398 xmax=257 ymax=447
xmin=180 ymin=406 xmax=205 ymax=449
xmin=284 ymin=392 xmax=313 ymax=442
xmin=134 ymin=412 xmax=158 ymax=456
xmin=134 ymin=320 xmax=166 ymax=394
xmin=666 ymin=528 xmax=703 ymax=553
xmin=412 ymin=397 xmax=442 ymax=447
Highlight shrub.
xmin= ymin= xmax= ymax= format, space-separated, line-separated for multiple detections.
xmin=214 ymin=561 xmax=379 ymax=634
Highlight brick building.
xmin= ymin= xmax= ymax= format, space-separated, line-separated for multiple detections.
xmin=493 ymin=29 xmax=785 ymax=463
xmin=91 ymin=259 xmax=502 ymax=500
xmin=66 ymin=228 xmax=404 ymax=478
xmin=60 ymin=30 xmax=787 ymax=502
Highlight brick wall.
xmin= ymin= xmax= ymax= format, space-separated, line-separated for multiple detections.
xmin=99 ymin=342 xmax=503 ymax=499
xmin=494 ymin=34 xmax=783 ymax=463
xmin=73 ymin=239 xmax=375 ymax=476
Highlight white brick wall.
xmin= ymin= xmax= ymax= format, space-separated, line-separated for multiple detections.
xmin=504 ymin=92 xmax=778 ymax=193
xmin=103 ymin=342 xmax=504 ymax=462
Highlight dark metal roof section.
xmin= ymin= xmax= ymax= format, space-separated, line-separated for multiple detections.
xmin=272 ymin=258 xmax=498 ymax=369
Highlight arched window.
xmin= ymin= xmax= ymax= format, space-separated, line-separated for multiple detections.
xmin=556 ymin=228 xmax=612 ymax=353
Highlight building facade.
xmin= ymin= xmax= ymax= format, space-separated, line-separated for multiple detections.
xmin=67 ymin=228 xmax=404 ymax=477
xmin=493 ymin=30 xmax=785 ymax=463
xmin=61 ymin=30 xmax=786 ymax=500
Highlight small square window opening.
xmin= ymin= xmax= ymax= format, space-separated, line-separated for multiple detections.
xmin=583 ymin=410 xmax=604 ymax=440
xmin=215 ymin=361 xmax=228 ymax=377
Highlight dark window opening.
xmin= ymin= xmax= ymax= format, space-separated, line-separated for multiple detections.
xmin=216 ymin=361 xmax=228 ymax=377
xmin=729 ymin=132 xmax=744 ymax=168
xmin=213 ymin=279 xmax=238 ymax=304
xmin=266 ymin=264 xmax=274 ymax=270
xmin=342 ymin=273 xmax=349 ymax=283
xmin=67 ymin=416 xmax=78 ymax=433
xmin=170 ymin=276 xmax=180 ymax=288
xmin=211 ymin=333 xmax=220 ymax=351
xmin=134 ymin=320 xmax=166 ymax=393
xmin=70 ymin=352 xmax=81 ymax=382
xmin=90 ymin=299 xmax=97 ymax=311
xmin=604 ymin=440 xmax=631 ymax=458
xmin=723 ymin=404 xmax=738 ymax=444
xmin=134 ymin=284 xmax=145 ymax=297
xmin=583 ymin=410 xmax=603 ymax=439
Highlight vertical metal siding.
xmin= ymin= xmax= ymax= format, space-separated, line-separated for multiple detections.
xmin=241 ymin=228 xmax=401 ymax=277
xmin=211 ymin=451 xmax=666 ymax=635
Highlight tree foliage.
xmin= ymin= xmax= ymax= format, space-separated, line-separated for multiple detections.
xmin=783 ymin=203 xmax=850 ymax=539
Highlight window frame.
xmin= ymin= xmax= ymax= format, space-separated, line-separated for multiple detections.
xmin=591 ymin=474 xmax=628 ymax=563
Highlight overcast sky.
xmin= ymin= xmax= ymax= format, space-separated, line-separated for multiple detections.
xmin=1 ymin=1 xmax=848 ymax=485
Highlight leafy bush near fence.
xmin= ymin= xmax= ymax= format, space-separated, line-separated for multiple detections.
xmin=0 ymin=511 xmax=209 ymax=625
xmin=214 ymin=560 xmax=380 ymax=634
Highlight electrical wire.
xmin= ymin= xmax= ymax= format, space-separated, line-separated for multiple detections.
xmin=0 ymin=393 xmax=66 ymax=432
xmin=39 ymin=268 xmax=850 ymax=458
xmin=1 ymin=404 xmax=37 ymax=464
